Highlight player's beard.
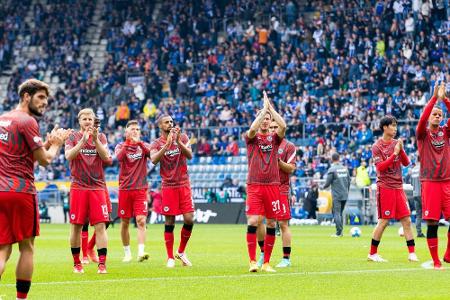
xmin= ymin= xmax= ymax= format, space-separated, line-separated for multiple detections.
xmin=28 ymin=98 xmax=44 ymax=117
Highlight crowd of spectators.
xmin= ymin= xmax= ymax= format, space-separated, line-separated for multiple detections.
xmin=1 ymin=0 xmax=449 ymax=183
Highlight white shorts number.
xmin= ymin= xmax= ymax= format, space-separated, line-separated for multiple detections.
xmin=101 ymin=204 xmax=108 ymax=216
xmin=271 ymin=200 xmax=280 ymax=212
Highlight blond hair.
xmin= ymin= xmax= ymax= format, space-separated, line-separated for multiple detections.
xmin=77 ymin=108 xmax=95 ymax=119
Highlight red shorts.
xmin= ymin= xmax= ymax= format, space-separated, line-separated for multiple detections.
xmin=69 ymin=189 xmax=109 ymax=225
xmin=118 ymin=189 xmax=148 ymax=218
xmin=0 ymin=192 xmax=40 ymax=245
xmin=422 ymin=181 xmax=450 ymax=220
xmin=246 ymin=185 xmax=281 ymax=219
xmin=376 ymin=186 xmax=410 ymax=220
xmin=277 ymin=193 xmax=291 ymax=221
xmin=161 ymin=186 xmax=194 ymax=216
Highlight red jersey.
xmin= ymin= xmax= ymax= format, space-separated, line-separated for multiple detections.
xmin=372 ymin=138 xmax=409 ymax=189
xmin=278 ymin=139 xmax=296 ymax=195
xmin=150 ymin=133 xmax=190 ymax=187
xmin=416 ymin=96 xmax=450 ymax=181
xmin=245 ymin=132 xmax=282 ymax=185
xmin=115 ymin=141 xmax=151 ymax=190
xmin=65 ymin=131 xmax=109 ymax=190
xmin=0 ymin=110 xmax=43 ymax=194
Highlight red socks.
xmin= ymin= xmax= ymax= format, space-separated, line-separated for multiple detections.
xmin=178 ymin=224 xmax=193 ymax=254
xmin=263 ymin=227 xmax=276 ymax=264
xmin=246 ymin=226 xmax=257 ymax=261
xmin=81 ymin=231 xmax=88 ymax=257
xmin=164 ymin=232 xmax=175 ymax=259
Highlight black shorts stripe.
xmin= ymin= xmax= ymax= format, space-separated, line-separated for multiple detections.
xmin=33 ymin=195 xmax=38 ymax=237
xmin=377 ymin=186 xmax=382 ymax=219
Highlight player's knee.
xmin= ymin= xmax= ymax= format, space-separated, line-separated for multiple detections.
xmin=18 ymin=239 xmax=34 ymax=254
xmin=247 ymin=216 xmax=258 ymax=226
xmin=266 ymin=219 xmax=276 ymax=228
xmin=136 ymin=217 xmax=146 ymax=228
xmin=121 ymin=218 xmax=130 ymax=227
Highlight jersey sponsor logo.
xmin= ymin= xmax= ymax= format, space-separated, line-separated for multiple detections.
xmin=80 ymin=148 xmax=98 ymax=156
xmin=127 ymin=153 xmax=143 ymax=160
xmin=0 ymin=120 xmax=11 ymax=127
xmin=33 ymin=136 xmax=41 ymax=143
xmin=259 ymin=144 xmax=273 ymax=152
xmin=165 ymin=148 xmax=180 ymax=157
xmin=0 ymin=132 xmax=8 ymax=141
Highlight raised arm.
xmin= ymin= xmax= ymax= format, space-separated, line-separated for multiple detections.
xmin=417 ymin=83 xmax=439 ymax=139
xmin=93 ymin=131 xmax=110 ymax=162
xmin=266 ymin=91 xmax=286 ymax=139
xmin=150 ymin=134 xmax=173 ymax=165
xmin=176 ymin=129 xmax=193 ymax=160
xmin=65 ymin=131 xmax=89 ymax=161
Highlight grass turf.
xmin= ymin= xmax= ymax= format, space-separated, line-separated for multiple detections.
xmin=1 ymin=224 xmax=449 ymax=299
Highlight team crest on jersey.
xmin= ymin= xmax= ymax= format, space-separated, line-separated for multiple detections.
xmin=384 ymin=210 xmax=390 ymax=216
xmin=278 ymin=149 xmax=284 ymax=154
xmin=267 ymin=136 xmax=272 ymax=142
xmin=438 ymin=131 xmax=444 ymax=137
xmin=163 ymin=206 xmax=170 ymax=212
xmin=33 ymin=136 xmax=41 ymax=143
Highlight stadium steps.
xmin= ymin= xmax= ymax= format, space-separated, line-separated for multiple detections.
xmin=0 ymin=2 xmax=36 ymax=98
xmin=80 ymin=0 xmax=108 ymax=78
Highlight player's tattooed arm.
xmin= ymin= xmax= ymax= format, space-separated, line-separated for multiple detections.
xmin=278 ymin=159 xmax=295 ymax=174
xmin=416 ymin=82 xmax=439 ymax=139
xmin=150 ymin=132 xmax=173 ymax=164
xmin=248 ymin=91 xmax=270 ymax=139
xmin=93 ymin=132 xmax=110 ymax=162
xmin=176 ymin=129 xmax=193 ymax=160
xmin=266 ymin=92 xmax=287 ymax=139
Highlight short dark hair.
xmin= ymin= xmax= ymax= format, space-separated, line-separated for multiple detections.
xmin=156 ymin=114 xmax=172 ymax=125
xmin=379 ymin=115 xmax=397 ymax=132
xmin=331 ymin=153 xmax=339 ymax=162
xmin=126 ymin=120 xmax=139 ymax=128
xmin=18 ymin=79 xmax=49 ymax=100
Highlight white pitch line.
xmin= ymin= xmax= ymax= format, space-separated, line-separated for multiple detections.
xmin=1 ymin=267 xmax=431 ymax=287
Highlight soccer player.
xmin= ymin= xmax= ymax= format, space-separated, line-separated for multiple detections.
xmin=0 ymin=79 xmax=70 ymax=299
xmin=65 ymin=108 xmax=111 ymax=274
xmin=368 ymin=115 xmax=418 ymax=262
xmin=115 ymin=120 xmax=151 ymax=262
xmin=150 ymin=116 xmax=194 ymax=268
xmin=416 ymin=82 xmax=450 ymax=269
xmin=246 ymin=91 xmax=286 ymax=272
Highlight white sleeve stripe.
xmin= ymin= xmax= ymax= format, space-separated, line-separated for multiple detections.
xmin=287 ymin=152 xmax=296 ymax=164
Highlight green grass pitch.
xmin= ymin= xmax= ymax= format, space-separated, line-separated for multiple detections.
xmin=1 ymin=224 xmax=449 ymax=299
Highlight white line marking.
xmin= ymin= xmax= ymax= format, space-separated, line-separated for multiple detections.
xmin=1 ymin=267 xmax=432 ymax=287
